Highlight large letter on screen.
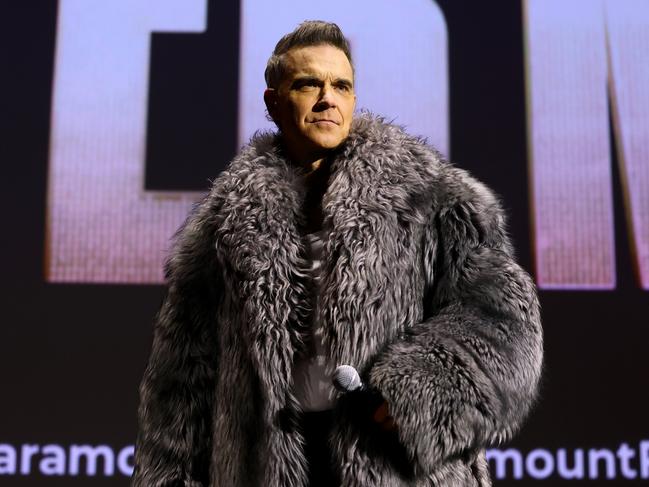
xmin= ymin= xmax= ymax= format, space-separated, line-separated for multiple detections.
xmin=46 ymin=0 xmax=207 ymax=283
xmin=525 ymin=0 xmax=649 ymax=290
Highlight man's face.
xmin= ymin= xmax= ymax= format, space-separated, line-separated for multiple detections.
xmin=265 ymin=44 xmax=356 ymax=163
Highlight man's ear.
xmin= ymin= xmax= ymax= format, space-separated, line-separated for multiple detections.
xmin=264 ymin=88 xmax=278 ymax=122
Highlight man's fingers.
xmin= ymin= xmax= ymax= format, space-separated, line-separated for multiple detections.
xmin=373 ymin=401 xmax=390 ymax=423
xmin=381 ymin=417 xmax=397 ymax=432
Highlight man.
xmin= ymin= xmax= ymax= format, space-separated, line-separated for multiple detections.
xmin=133 ymin=21 xmax=543 ymax=487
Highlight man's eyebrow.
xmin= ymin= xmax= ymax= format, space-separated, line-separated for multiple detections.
xmin=290 ymin=76 xmax=322 ymax=88
xmin=289 ymin=75 xmax=354 ymax=89
xmin=334 ymin=78 xmax=353 ymax=88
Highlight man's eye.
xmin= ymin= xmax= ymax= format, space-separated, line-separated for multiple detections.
xmin=335 ymin=84 xmax=352 ymax=93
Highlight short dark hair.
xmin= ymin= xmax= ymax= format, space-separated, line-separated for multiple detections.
xmin=264 ymin=20 xmax=354 ymax=89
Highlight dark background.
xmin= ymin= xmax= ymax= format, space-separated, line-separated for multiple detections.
xmin=2 ymin=1 xmax=648 ymax=485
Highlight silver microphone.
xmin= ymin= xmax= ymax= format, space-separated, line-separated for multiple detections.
xmin=332 ymin=364 xmax=364 ymax=392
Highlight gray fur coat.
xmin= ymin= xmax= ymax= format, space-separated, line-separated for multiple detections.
xmin=132 ymin=114 xmax=543 ymax=486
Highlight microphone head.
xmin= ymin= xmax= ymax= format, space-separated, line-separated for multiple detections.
xmin=333 ymin=365 xmax=363 ymax=392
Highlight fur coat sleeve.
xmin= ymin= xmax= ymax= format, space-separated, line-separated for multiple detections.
xmin=132 ymin=191 xmax=223 ymax=487
xmin=364 ymin=163 xmax=543 ymax=477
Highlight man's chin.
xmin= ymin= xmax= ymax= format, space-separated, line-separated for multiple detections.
xmin=308 ymin=134 xmax=348 ymax=151
xmin=282 ymin=132 xmax=349 ymax=162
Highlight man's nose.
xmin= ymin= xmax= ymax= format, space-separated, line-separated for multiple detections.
xmin=317 ymin=83 xmax=337 ymax=107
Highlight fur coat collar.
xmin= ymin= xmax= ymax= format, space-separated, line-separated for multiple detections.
xmin=210 ymin=112 xmax=440 ymax=415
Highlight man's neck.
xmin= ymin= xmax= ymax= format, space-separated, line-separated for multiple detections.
xmin=280 ymin=138 xmax=330 ymax=173
xmin=306 ymin=158 xmax=325 ymax=173
xmin=293 ymin=152 xmax=328 ymax=174
xmin=294 ymin=150 xmax=331 ymax=233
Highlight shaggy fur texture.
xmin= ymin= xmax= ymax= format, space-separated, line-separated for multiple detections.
xmin=132 ymin=113 xmax=543 ymax=487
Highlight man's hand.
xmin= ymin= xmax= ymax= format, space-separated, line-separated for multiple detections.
xmin=373 ymin=400 xmax=397 ymax=432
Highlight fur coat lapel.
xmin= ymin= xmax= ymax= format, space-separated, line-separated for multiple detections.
xmin=212 ymin=114 xmax=441 ymax=415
